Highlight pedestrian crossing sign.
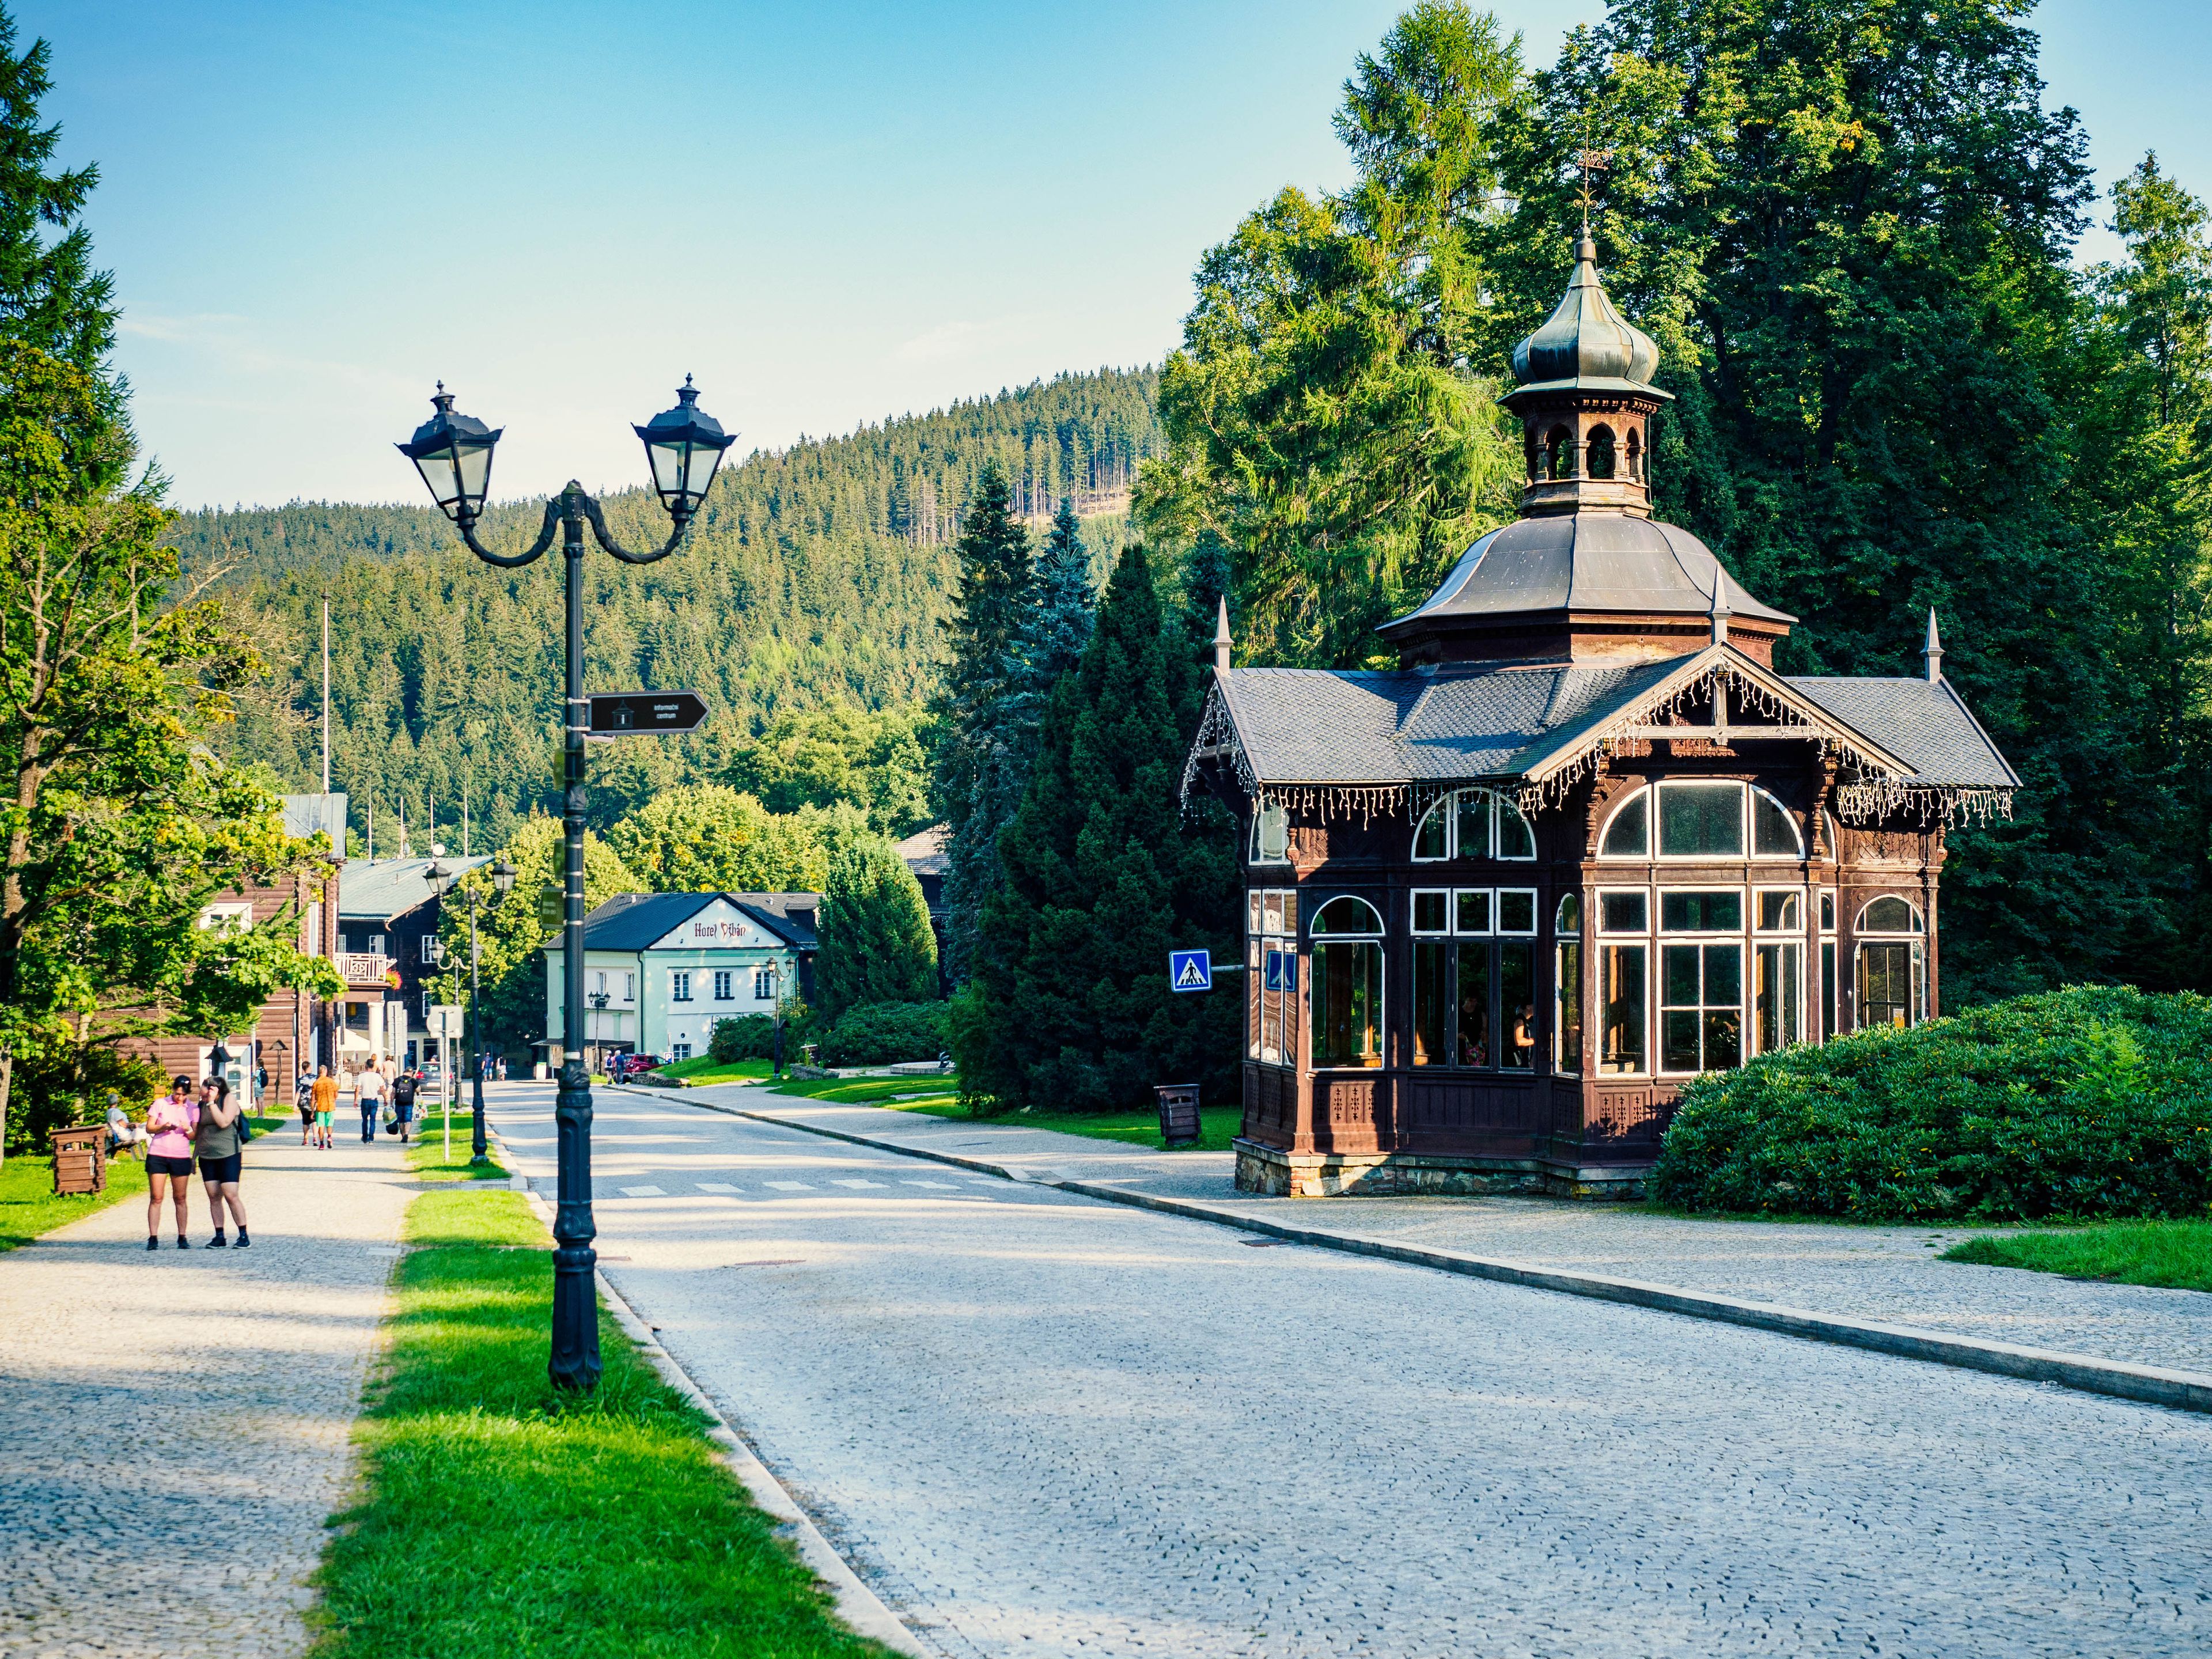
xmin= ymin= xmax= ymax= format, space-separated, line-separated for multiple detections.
xmin=1169 ymin=950 xmax=1212 ymax=992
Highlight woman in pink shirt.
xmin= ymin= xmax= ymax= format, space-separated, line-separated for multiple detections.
xmin=145 ymin=1076 xmax=200 ymax=1251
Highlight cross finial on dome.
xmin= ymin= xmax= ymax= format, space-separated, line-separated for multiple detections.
xmin=1574 ymin=125 xmax=1613 ymax=237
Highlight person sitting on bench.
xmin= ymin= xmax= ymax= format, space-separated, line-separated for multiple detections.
xmin=105 ymin=1094 xmax=149 ymax=1160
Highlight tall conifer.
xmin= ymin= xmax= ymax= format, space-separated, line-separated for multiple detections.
xmin=957 ymin=544 xmax=1238 ymax=1110
xmin=932 ymin=463 xmax=1035 ymax=980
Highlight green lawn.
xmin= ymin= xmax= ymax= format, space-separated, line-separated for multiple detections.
xmin=1942 ymin=1221 xmax=2212 ymax=1292
xmin=651 ymin=1056 xmax=775 ymax=1084
xmin=0 ymin=1147 xmax=146 ymax=1250
xmin=309 ymin=1184 xmax=896 ymax=1658
xmin=768 ymin=1075 xmax=961 ymax=1107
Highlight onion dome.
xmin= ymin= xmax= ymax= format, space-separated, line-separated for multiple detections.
xmin=1510 ymin=236 xmax=1665 ymax=393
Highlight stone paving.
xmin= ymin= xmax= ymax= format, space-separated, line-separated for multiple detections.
xmin=0 ymin=1127 xmax=414 ymax=1658
xmin=503 ymin=1085 xmax=2212 ymax=1659
xmin=687 ymin=1084 xmax=2212 ymax=1377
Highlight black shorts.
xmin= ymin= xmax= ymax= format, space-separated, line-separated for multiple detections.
xmin=146 ymin=1153 xmax=196 ymax=1178
xmin=199 ymin=1152 xmax=242 ymax=1183
xmin=298 ymin=1104 xmax=314 ymax=1122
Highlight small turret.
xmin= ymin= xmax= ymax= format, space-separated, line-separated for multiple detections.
xmin=1214 ymin=594 xmax=1233 ymax=675
xmin=1923 ymin=608 xmax=1944 ymax=683
xmin=1710 ymin=576 xmax=1733 ymax=647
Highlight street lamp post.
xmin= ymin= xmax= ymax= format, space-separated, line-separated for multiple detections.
xmin=398 ymin=378 xmax=733 ymax=1393
xmin=767 ymin=963 xmax=784 ymax=1078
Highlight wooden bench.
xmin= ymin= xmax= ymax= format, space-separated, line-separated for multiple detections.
xmin=50 ymin=1124 xmax=108 ymax=1195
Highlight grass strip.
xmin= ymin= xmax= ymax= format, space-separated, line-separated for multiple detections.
xmin=1942 ymin=1220 xmax=2212 ymax=1291
xmin=766 ymin=1076 xmax=1242 ymax=1152
xmin=654 ymin=1057 xmax=775 ymax=1083
xmin=404 ymin=1108 xmax=509 ymax=1181
xmin=311 ymin=1183 xmax=896 ymax=1658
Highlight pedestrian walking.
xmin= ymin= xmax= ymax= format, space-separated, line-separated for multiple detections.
xmin=389 ymin=1065 xmax=418 ymax=1143
xmin=354 ymin=1061 xmax=387 ymax=1143
xmin=296 ymin=1068 xmax=315 ymax=1145
xmin=145 ymin=1077 xmax=200 ymax=1250
xmin=310 ymin=1065 xmax=339 ymax=1150
xmin=194 ymin=1077 xmax=251 ymax=1248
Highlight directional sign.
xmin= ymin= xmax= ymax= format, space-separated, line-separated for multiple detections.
xmin=1169 ymin=949 xmax=1213 ymax=992
xmin=586 ymin=690 xmax=708 ymax=736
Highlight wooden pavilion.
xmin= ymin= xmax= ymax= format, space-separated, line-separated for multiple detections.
xmin=1182 ymin=234 xmax=2019 ymax=1199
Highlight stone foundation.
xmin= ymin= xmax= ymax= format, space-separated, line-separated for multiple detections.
xmin=1233 ymin=1138 xmax=1647 ymax=1202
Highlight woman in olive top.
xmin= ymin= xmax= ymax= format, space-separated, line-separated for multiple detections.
xmin=195 ymin=1077 xmax=249 ymax=1248
xmin=145 ymin=1077 xmax=200 ymax=1251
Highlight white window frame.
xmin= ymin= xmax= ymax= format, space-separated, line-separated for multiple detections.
xmin=622 ymin=971 xmax=635 ymax=1003
xmin=1657 ymin=886 xmax=1747 ymax=935
xmin=1453 ymin=888 xmax=1492 ymax=935
xmin=1752 ymin=886 xmax=1806 ymax=934
xmin=1411 ymin=888 xmax=1450 ymax=935
xmin=198 ymin=902 xmax=253 ymax=934
xmin=1748 ymin=785 xmax=1805 ymax=859
xmin=1596 ymin=889 xmax=1650 ymax=1077
xmin=1854 ymin=895 xmax=1926 ymax=934
xmin=671 ymin=970 xmax=692 ymax=1003
xmin=1653 ymin=779 xmax=1748 ymax=862
xmin=1657 ymin=937 xmax=1745 ymax=1075
xmin=1410 ymin=788 xmax=1537 ymax=864
xmin=1596 ymin=786 xmax=1652 ymax=860
xmin=670 ymin=1041 xmax=693 ymax=1063
xmin=753 ymin=967 xmax=775 ymax=1001
xmin=1494 ymin=887 xmax=1539 ymax=937
xmin=1595 ymin=885 xmax=1652 ymax=935
xmin=713 ymin=969 xmax=733 ymax=1002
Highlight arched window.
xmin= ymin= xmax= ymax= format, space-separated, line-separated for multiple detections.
xmin=1625 ymin=427 xmax=1643 ymax=482
xmin=1750 ymin=787 xmax=1803 ymax=857
xmin=1412 ymin=789 xmax=1536 ymax=862
xmin=1310 ymin=895 xmax=1384 ymax=935
xmin=1546 ymin=424 xmax=1571 ymax=480
xmin=1599 ymin=788 xmax=1650 ymax=858
xmin=1855 ymin=897 xmax=1926 ymax=1030
xmin=1310 ymin=895 xmax=1384 ymax=1068
xmin=1248 ymin=800 xmax=1288 ymax=865
xmin=1586 ymin=423 xmax=1616 ymax=479
xmin=1857 ymin=896 xmax=1923 ymax=934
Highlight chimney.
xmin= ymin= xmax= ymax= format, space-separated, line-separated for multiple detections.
xmin=1214 ymin=594 xmax=1233 ymax=675
xmin=1922 ymin=608 xmax=1944 ymax=683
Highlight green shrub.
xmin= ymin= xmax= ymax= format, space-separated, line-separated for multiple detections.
xmin=707 ymin=1014 xmax=775 ymax=1063
xmin=815 ymin=1001 xmax=949 ymax=1067
xmin=1649 ymin=986 xmax=2212 ymax=1221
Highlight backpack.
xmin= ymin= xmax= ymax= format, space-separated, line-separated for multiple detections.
xmin=391 ymin=1074 xmax=418 ymax=1108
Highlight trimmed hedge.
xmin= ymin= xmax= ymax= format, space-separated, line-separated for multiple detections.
xmin=1649 ymin=986 xmax=2212 ymax=1221
xmin=816 ymin=1001 xmax=949 ymax=1067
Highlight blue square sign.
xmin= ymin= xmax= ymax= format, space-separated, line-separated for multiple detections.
xmin=1169 ymin=949 xmax=1212 ymax=992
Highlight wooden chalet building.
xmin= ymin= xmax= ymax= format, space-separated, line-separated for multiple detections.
xmin=1183 ymin=235 xmax=2019 ymax=1200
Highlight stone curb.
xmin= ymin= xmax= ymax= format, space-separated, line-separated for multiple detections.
xmin=664 ymin=1089 xmax=2212 ymax=1419
xmin=495 ymin=1124 xmax=931 ymax=1657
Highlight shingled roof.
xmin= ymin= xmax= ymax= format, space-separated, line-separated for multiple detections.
xmin=1187 ymin=645 xmax=2016 ymax=820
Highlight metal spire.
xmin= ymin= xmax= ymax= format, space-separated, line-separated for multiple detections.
xmin=1709 ymin=572 xmax=1733 ymax=646
xmin=1923 ymin=608 xmax=1944 ymax=683
xmin=1214 ymin=594 xmax=1233 ymax=674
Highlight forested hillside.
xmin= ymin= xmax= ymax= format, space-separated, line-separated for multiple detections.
xmin=187 ymin=368 xmax=1161 ymax=852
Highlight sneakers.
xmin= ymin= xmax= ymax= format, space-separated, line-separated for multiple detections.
xmin=209 ymin=1233 xmax=228 ymax=1248
xmin=146 ymin=1236 xmax=159 ymax=1252
xmin=235 ymin=1232 xmax=252 ymax=1248
xmin=175 ymin=1237 xmax=191 ymax=1250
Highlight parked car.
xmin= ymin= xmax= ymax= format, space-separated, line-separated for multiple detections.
xmin=611 ymin=1052 xmax=664 ymax=1081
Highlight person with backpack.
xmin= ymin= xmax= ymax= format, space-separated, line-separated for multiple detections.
xmin=390 ymin=1065 xmax=419 ymax=1143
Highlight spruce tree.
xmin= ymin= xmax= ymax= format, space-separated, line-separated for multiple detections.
xmin=0 ymin=7 xmax=116 ymax=374
xmin=958 ymin=544 xmax=1239 ymax=1111
xmin=815 ymin=834 xmax=939 ymax=1021
xmin=1025 ymin=498 xmax=1097 ymax=692
xmin=931 ymin=463 xmax=1035 ymax=981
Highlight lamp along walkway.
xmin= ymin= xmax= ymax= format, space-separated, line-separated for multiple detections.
xmin=0 ymin=1133 xmax=414 ymax=1659
xmin=657 ymin=1082 xmax=2212 ymax=1397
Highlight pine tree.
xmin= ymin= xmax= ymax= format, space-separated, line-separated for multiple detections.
xmin=956 ymin=544 xmax=1240 ymax=1111
xmin=815 ymin=834 xmax=940 ymax=1022
xmin=1025 ymin=498 xmax=1097 ymax=691
xmin=0 ymin=7 xmax=116 ymax=376
xmin=932 ymin=463 xmax=1035 ymax=981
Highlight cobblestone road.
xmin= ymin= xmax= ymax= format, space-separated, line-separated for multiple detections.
xmin=498 ymin=1085 xmax=2212 ymax=1659
xmin=0 ymin=1129 xmax=412 ymax=1658
xmin=696 ymin=1088 xmax=2212 ymax=1376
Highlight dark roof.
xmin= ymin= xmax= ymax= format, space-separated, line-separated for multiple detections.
xmin=1787 ymin=677 xmax=2021 ymax=789
xmin=1508 ymin=235 xmax=1668 ymax=398
xmin=1380 ymin=515 xmax=1794 ymax=639
xmin=1207 ymin=652 xmax=2014 ymax=794
xmin=893 ymin=825 xmax=949 ymax=876
xmin=545 ymin=891 xmax=820 ymax=954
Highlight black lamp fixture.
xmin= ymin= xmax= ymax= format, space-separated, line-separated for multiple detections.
xmin=396 ymin=385 xmax=501 ymax=527
xmin=634 ymin=376 xmax=736 ymax=528
xmin=492 ymin=857 xmax=517 ymax=896
xmin=393 ymin=373 xmax=736 ymax=1393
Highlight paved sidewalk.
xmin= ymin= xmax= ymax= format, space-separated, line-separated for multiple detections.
xmin=680 ymin=1083 xmax=2212 ymax=1378
xmin=0 ymin=1130 xmax=416 ymax=1659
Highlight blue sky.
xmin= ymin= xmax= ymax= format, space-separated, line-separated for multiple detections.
xmin=20 ymin=0 xmax=2209 ymax=509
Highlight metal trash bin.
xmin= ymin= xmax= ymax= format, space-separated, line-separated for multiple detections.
xmin=1154 ymin=1083 xmax=1201 ymax=1149
xmin=50 ymin=1124 xmax=107 ymax=1195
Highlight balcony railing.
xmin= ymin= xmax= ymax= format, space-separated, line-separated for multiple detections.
xmin=338 ymin=952 xmax=393 ymax=986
